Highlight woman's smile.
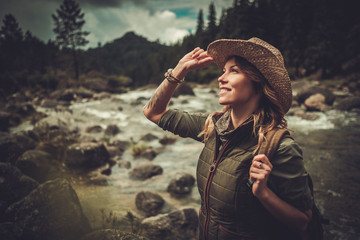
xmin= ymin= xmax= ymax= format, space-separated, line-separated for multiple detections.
xmin=217 ymin=57 xmax=259 ymax=108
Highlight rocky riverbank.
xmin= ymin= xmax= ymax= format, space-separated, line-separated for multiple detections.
xmin=1 ymin=78 xmax=360 ymax=239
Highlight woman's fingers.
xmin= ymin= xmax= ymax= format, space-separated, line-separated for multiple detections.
xmin=249 ymin=172 xmax=266 ymax=181
xmin=250 ymin=162 xmax=271 ymax=173
xmin=253 ymin=154 xmax=273 ymax=169
xmin=191 ymin=47 xmax=203 ymax=57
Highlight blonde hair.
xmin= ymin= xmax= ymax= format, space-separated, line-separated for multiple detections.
xmin=198 ymin=56 xmax=287 ymax=153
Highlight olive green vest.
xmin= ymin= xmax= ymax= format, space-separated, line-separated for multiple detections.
xmin=196 ymin=122 xmax=301 ymax=240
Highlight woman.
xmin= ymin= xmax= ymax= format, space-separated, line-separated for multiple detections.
xmin=143 ymin=37 xmax=313 ymax=240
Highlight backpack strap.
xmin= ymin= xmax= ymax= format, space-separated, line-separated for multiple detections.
xmin=247 ymin=128 xmax=291 ymax=188
xmin=257 ymin=128 xmax=291 ymax=160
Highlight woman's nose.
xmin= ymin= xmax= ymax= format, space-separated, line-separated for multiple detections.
xmin=218 ymin=72 xmax=227 ymax=82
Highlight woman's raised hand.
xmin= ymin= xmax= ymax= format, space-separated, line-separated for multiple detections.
xmin=181 ymin=47 xmax=214 ymax=71
xmin=172 ymin=47 xmax=213 ymax=79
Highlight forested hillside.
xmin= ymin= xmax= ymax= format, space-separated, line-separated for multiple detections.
xmin=0 ymin=0 xmax=359 ymax=94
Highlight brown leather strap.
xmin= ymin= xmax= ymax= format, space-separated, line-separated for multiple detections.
xmin=257 ymin=128 xmax=291 ymax=160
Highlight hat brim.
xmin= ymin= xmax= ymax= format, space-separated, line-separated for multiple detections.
xmin=207 ymin=39 xmax=292 ymax=114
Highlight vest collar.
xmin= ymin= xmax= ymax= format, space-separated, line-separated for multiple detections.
xmin=213 ymin=110 xmax=254 ymax=144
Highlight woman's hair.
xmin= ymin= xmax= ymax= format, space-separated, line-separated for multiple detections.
xmin=198 ymin=55 xmax=287 ymax=154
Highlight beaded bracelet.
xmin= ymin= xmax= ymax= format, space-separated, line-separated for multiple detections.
xmin=164 ymin=68 xmax=184 ymax=85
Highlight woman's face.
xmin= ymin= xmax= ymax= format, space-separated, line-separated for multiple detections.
xmin=218 ymin=57 xmax=260 ymax=108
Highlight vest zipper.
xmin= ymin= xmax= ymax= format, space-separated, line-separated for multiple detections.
xmin=202 ymin=132 xmax=239 ymax=240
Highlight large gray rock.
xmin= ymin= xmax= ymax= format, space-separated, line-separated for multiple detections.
xmin=128 ymin=162 xmax=163 ymax=180
xmin=335 ymin=96 xmax=360 ymax=111
xmin=140 ymin=133 xmax=159 ymax=142
xmin=34 ymin=115 xmax=70 ymax=133
xmin=296 ymin=86 xmax=336 ymax=105
xmin=140 ymin=148 xmax=157 ymax=160
xmin=304 ymin=93 xmax=326 ymax=111
xmin=81 ymin=229 xmax=148 ymax=240
xmin=0 ymin=163 xmax=39 ymax=217
xmin=64 ymin=142 xmax=110 ymax=169
xmin=49 ymin=88 xmax=94 ymax=102
xmin=104 ymin=124 xmax=120 ymax=136
xmin=5 ymin=178 xmax=91 ymax=240
xmin=167 ymin=172 xmax=195 ymax=196
xmin=173 ymin=82 xmax=195 ymax=97
xmin=40 ymin=99 xmax=71 ymax=108
xmin=15 ymin=149 xmax=65 ymax=183
xmin=0 ymin=132 xmax=37 ymax=164
xmin=135 ymin=191 xmax=165 ymax=217
xmin=140 ymin=208 xmax=198 ymax=240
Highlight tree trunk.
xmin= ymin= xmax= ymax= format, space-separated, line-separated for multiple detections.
xmin=72 ymin=45 xmax=79 ymax=80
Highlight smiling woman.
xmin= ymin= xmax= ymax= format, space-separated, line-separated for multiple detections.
xmin=143 ymin=37 xmax=320 ymax=240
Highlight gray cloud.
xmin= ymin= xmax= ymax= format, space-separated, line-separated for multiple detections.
xmin=43 ymin=0 xmax=147 ymax=8
xmin=0 ymin=0 xmax=233 ymax=47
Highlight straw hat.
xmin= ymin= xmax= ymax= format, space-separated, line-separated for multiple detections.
xmin=207 ymin=37 xmax=292 ymax=114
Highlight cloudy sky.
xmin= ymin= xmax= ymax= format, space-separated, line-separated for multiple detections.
xmin=0 ymin=0 xmax=233 ymax=48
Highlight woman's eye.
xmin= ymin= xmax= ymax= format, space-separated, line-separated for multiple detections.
xmin=231 ymin=69 xmax=238 ymax=73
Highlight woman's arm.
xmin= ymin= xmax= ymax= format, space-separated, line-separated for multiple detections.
xmin=249 ymin=154 xmax=312 ymax=232
xmin=143 ymin=48 xmax=213 ymax=124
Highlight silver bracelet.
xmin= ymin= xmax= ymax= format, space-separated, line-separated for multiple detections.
xmin=164 ymin=68 xmax=184 ymax=84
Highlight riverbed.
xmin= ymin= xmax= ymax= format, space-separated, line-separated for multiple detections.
xmin=17 ymin=86 xmax=360 ymax=239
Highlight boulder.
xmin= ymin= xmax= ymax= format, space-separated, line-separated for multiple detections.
xmin=167 ymin=172 xmax=195 ymax=196
xmin=5 ymin=102 xmax=35 ymax=117
xmin=15 ymin=149 xmax=65 ymax=183
xmin=83 ymin=78 xmax=108 ymax=92
xmin=159 ymin=136 xmax=176 ymax=145
xmin=135 ymin=191 xmax=165 ymax=217
xmin=128 ymin=162 xmax=163 ymax=180
xmin=173 ymin=82 xmax=195 ymax=97
xmin=0 ymin=132 xmax=37 ymax=164
xmin=296 ymin=86 xmax=336 ymax=105
xmin=49 ymin=88 xmax=94 ymax=102
xmin=304 ymin=93 xmax=326 ymax=111
xmin=40 ymin=99 xmax=70 ymax=108
xmin=64 ymin=142 xmax=110 ymax=169
xmin=0 ymin=111 xmax=12 ymax=131
xmin=34 ymin=115 xmax=70 ymax=133
xmin=335 ymin=96 xmax=360 ymax=111
xmin=104 ymin=124 xmax=120 ymax=136
xmin=0 ymin=163 xmax=39 ymax=217
xmin=105 ymin=145 xmax=124 ymax=158
xmin=81 ymin=229 xmax=148 ymax=240
xmin=141 ymin=148 xmax=157 ymax=160
xmin=5 ymin=178 xmax=91 ymax=240
xmin=140 ymin=208 xmax=198 ymax=240
xmin=110 ymin=140 xmax=131 ymax=153
xmin=140 ymin=133 xmax=159 ymax=142
xmin=85 ymin=125 xmax=103 ymax=133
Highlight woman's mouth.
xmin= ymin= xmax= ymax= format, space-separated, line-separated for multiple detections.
xmin=219 ymin=88 xmax=231 ymax=94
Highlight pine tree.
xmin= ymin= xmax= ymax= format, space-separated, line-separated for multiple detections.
xmin=0 ymin=14 xmax=24 ymax=74
xmin=207 ymin=2 xmax=217 ymax=41
xmin=0 ymin=14 xmax=23 ymax=42
xmin=196 ymin=9 xmax=204 ymax=35
xmin=52 ymin=0 xmax=89 ymax=80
